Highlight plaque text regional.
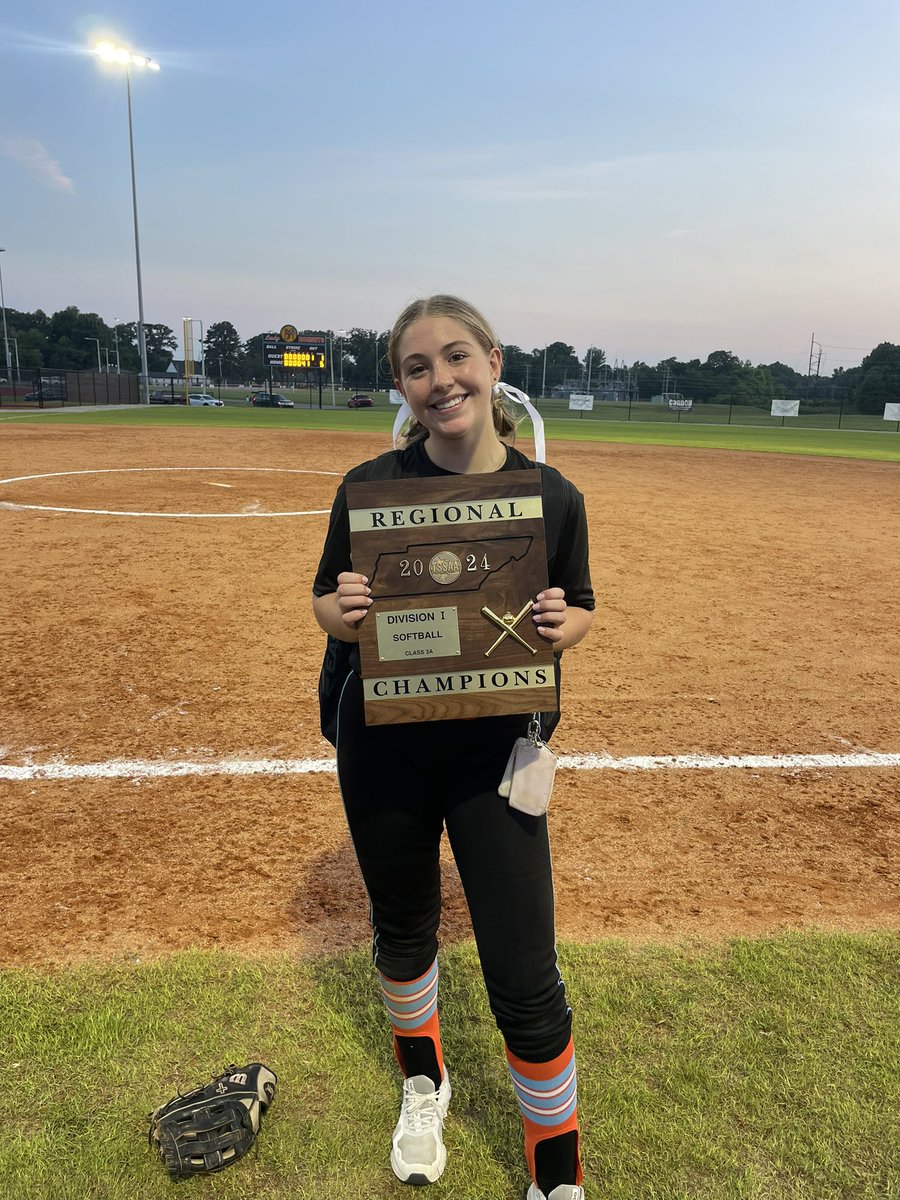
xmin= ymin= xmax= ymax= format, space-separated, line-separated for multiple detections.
xmin=346 ymin=469 xmax=556 ymax=725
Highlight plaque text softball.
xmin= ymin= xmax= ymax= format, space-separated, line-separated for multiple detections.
xmin=346 ymin=469 xmax=556 ymax=725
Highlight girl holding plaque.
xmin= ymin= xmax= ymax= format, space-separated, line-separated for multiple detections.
xmin=313 ymin=295 xmax=594 ymax=1200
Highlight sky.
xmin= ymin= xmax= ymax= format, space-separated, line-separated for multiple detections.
xmin=2 ymin=0 xmax=898 ymax=374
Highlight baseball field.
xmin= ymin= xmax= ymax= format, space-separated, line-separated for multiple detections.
xmin=1 ymin=410 xmax=897 ymax=1198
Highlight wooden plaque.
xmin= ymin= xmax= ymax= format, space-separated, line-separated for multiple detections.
xmin=346 ymin=469 xmax=556 ymax=726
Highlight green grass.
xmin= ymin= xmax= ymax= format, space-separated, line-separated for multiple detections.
xmin=1 ymin=934 xmax=897 ymax=1199
xmin=2 ymin=400 xmax=898 ymax=461
xmin=538 ymin=417 xmax=900 ymax=461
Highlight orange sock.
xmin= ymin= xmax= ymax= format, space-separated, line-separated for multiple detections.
xmin=378 ymin=960 xmax=444 ymax=1082
xmin=505 ymin=1038 xmax=582 ymax=1187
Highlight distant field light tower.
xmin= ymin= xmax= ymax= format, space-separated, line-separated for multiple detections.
xmin=337 ymin=329 xmax=347 ymax=389
xmin=0 ymin=248 xmax=12 ymax=388
xmin=92 ymin=39 xmax=160 ymax=404
xmin=85 ymin=336 xmax=102 ymax=372
xmin=183 ymin=317 xmax=206 ymax=393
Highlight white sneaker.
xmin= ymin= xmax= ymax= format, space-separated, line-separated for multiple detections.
xmin=390 ymin=1072 xmax=452 ymax=1185
xmin=526 ymin=1185 xmax=585 ymax=1200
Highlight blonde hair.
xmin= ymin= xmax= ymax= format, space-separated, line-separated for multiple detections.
xmin=389 ymin=294 xmax=519 ymax=446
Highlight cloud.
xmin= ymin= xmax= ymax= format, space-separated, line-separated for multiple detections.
xmin=0 ymin=137 xmax=73 ymax=192
xmin=338 ymin=145 xmax=688 ymax=204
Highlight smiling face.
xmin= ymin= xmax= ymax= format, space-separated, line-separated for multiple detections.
xmin=393 ymin=316 xmax=503 ymax=449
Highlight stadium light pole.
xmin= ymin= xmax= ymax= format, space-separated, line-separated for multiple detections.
xmin=337 ymin=328 xmax=347 ymax=390
xmin=85 ymin=336 xmax=102 ymax=371
xmin=10 ymin=337 xmax=21 ymax=382
xmin=196 ymin=319 xmax=206 ymax=392
xmin=93 ymin=40 xmax=159 ymax=405
xmin=183 ymin=317 xmax=205 ymax=391
xmin=373 ymin=330 xmax=381 ymax=392
xmin=0 ymin=249 xmax=12 ymax=388
xmin=329 ymin=331 xmax=336 ymax=408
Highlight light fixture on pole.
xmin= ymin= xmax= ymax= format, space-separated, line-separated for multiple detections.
xmin=0 ymin=248 xmax=12 ymax=388
xmin=85 ymin=337 xmax=102 ymax=372
xmin=93 ymin=40 xmax=159 ymax=405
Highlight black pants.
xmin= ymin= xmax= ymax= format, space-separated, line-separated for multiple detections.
xmin=336 ymin=672 xmax=572 ymax=1063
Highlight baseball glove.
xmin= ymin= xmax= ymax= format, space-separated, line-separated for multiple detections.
xmin=148 ymin=1062 xmax=277 ymax=1179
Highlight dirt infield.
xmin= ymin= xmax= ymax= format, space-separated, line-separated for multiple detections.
xmin=1 ymin=424 xmax=897 ymax=967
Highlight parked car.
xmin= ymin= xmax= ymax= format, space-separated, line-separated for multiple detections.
xmin=187 ymin=393 xmax=224 ymax=407
xmin=347 ymin=394 xmax=374 ymax=408
xmin=149 ymin=391 xmax=179 ymax=404
xmin=250 ymin=392 xmax=294 ymax=408
xmin=23 ymin=387 xmax=65 ymax=402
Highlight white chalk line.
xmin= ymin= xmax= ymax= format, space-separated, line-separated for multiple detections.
xmin=0 ymin=467 xmax=343 ymax=484
xmin=0 ymin=503 xmax=332 ymax=518
xmin=0 ymin=466 xmax=341 ymax=519
xmin=1 ymin=750 xmax=898 ymax=783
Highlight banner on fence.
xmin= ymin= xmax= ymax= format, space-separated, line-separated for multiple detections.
xmin=568 ymin=394 xmax=594 ymax=411
xmin=883 ymin=403 xmax=900 ymax=422
xmin=771 ymin=398 xmax=800 ymax=418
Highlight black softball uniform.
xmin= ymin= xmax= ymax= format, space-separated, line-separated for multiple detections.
xmin=313 ymin=440 xmax=594 ymax=1062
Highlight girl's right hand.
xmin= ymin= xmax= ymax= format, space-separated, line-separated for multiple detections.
xmin=336 ymin=571 xmax=372 ymax=628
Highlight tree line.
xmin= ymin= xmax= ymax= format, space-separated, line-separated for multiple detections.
xmin=4 ymin=304 xmax=897 ymax=413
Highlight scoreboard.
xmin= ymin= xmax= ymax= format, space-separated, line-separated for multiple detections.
xmin=263 ymin=331 xmax=327 ymax=370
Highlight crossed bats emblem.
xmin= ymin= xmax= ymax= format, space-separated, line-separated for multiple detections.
xmin=481 ymin=601 xmax=537 ymax=657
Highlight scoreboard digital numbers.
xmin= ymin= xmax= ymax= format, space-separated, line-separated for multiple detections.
xmin=263 ymin=331 xmax=328 ymax=370
xmin=283 ymin=349 xmax=326 ymax=368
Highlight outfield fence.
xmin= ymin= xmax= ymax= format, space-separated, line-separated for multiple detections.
xmin=0 ymin=369 xmax=140 ymax=409
xmin=144 ymin=383 xmax=900 ymax=436
xmin=533 ymin=394 xmax=899 ymax=433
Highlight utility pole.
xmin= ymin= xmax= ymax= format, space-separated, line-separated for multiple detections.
xmin=808 ymin=332 xmax=823 ymax=378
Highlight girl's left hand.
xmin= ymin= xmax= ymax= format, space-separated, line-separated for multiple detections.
xmin=532 ymin=587 xmax=567 ymax=643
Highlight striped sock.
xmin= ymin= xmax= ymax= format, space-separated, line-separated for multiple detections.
xmin=378 ymin=960 xmax=444 ymax=1085
xmin=505 ymin=1038 xmax=583 ymax=1189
